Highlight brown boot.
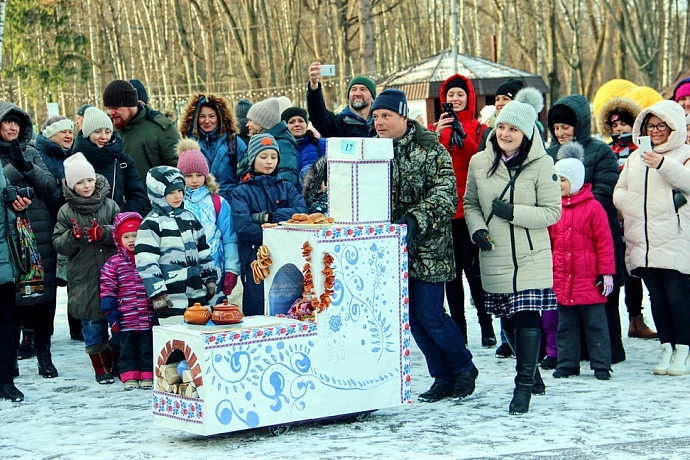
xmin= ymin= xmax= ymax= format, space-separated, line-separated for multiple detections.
xmin=628 ymin=315 xmax=658 ymax=339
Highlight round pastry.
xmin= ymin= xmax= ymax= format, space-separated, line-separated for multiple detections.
xmin=308 ymin=212 xmax=326 ymax=223
xmin=292 ymin=213 xmax=309 ymax=222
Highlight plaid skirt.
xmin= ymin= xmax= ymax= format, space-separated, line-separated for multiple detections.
xmin=485 ymin=288 xmax=557 ymax=318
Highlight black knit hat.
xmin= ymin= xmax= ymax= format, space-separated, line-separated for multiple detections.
xmin=445 ymin=78 xmax=468 ymax=95
xmin=76 ymin=104 xmax=92 ymax=117
xmin=496 ymin=78 xmax=524 ymax=99
xmin=281 ymin=107 xmax=308 ymax=123
xmin=103 ymin=80 xmax=139 ymax=108
xmin=548 ymin=104 xmax=577 ymax=128
xmin=605 ymin=109 xmax=635 ymax=127
xmin=129 ymin=79 xmax=149 ymax=104
xmin=371 ymin=89 xmax=408 ymax=117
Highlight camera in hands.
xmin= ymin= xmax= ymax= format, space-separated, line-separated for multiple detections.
xmin=3 ymin=185 xmax=34 ymax=202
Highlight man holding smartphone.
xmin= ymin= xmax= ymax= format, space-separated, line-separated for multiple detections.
xmin=306 ymin=62 xmax=376 ymax=138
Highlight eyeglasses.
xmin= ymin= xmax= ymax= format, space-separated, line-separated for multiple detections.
xmin=645 ymin=122 xmax=669 ymax=132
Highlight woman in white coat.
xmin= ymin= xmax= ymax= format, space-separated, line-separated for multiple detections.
xmin=613 ymin=100 xmax=690 ymax=376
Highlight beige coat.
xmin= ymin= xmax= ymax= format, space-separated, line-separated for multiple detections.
xmin=464 ymin=126 xmax=562 ymax=294
xmin=613 ymin=100 xmax=690 ymax=275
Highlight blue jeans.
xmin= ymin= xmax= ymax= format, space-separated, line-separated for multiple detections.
xmin=81 ymin=319 xmax=109 ymax=351
xmin=409 ymin=277 xmax=474 ymax=386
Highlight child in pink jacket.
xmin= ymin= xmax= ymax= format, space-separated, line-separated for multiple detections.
xmin=548 ymin=143 xmax=616 ymax=380
xmin=100 ymin=212 xmax=158 ymax=390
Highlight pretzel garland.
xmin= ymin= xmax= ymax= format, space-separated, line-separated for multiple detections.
xmin=250 ymin=245 xmax=272 ymax=284
xmin=300 ymin=241 xmax=336 ymax=313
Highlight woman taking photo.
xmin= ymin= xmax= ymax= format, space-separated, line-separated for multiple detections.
xmin=614 ymin=100 xmax=690 ymax=376
xmin=464 ymin=88 xmax=561 ymax=414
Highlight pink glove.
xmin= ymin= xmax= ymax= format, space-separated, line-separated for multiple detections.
xmin=224 ymin=272 xmax=238 ymax=295
xmin=86 ymin=219 xmax=103 ymax=243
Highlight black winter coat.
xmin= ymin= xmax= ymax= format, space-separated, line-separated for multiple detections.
xmin=73 ymin=132 xmax=147 ymax=214
xmin=546 ymin=94 xmax=624 ymax=285
xmin=306 ymin=84 xmax=374 ymax=138
xmin=33 ymin=133 xmax=70 ymax=217
xmin=0 ymin=102 xmax=58 ymax=304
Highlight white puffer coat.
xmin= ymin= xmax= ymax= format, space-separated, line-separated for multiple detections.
xmin=613 ymin=100 xmax=690 ymax=275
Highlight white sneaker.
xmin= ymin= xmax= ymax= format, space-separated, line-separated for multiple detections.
xmin=668 ymin=344 xmax=690 ymax=376
xmin=653 ymin=343 xmax=674 ymax=375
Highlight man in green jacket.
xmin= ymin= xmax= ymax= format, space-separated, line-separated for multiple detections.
xmin=372 ymin=88 xmax=479 ymax=403
xmin=102 ymin=80 xmax=179 ymax=184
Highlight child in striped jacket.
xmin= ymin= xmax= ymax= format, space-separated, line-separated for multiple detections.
xmin=100 ymin=212 xmax=157 ymax=391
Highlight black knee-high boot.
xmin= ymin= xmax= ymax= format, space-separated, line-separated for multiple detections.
xmin=509 ymin=328 xmax=541 ymax=415
xmin=505 ymin=328 xmax=545 ymax=396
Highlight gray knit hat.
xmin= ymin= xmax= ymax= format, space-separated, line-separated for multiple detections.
xmin=247 ymin=97 xmax=281 ymax=130
xmin=247 ymin=134 xmax=280 ymax=172
xmin=82 ymin=107 xmax=113 ymax=138
xmin=555 ymin=143 xmax=585 ymax=195
xmin=495 ymin=87 xmax=544 ymax=139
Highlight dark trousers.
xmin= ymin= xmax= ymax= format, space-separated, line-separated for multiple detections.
xmin=0 ymin=283 xmax=18 ymax=384
xmin=16 ymin=293 xmax=57 ymax=348
xmin=557 ymin=304 xmax=611 ymax=371
xmin=638 ymin=267 xmax=690 ymax=345
xmin=624 ymin=269 xmax=644 ymax=317
xmin=118 ymin=330 xmax=153 ymax=382
xmin=241 ymin=275 xmax=264 ymax=317
xmin=445 ymin=219 xmax=491 ymax=341
xmin=410 ymin=277 xmax=473 ymax=386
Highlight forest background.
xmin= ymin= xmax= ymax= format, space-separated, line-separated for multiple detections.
xmin=0 ymin=0 xmax=688 ymax=123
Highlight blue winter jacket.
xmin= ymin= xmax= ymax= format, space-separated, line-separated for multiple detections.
xmin=231 ymin=174 xmax=307 ymax=276
xmin=191 ymin=129 xmax=247 ymax=203
xmin=0 ymin=170 xmax=17 ymax=285
xmin=296 ymin=134 xmax=326 ymax=187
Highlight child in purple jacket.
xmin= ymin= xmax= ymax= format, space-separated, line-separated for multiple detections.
xmin=100 ymin=212 xmax=158 ymax=391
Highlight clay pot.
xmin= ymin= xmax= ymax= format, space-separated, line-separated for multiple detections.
xmin=211 ymin=300 xmax=244 ymax=324
xmin=184 ymin=302 xmax=211 ymax=325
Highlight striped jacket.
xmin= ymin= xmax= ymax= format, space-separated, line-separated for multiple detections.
xmin=100 ymin=212 xmax=156 ymax=331
xmin=135 ymin=166 xmax=217 ymax=314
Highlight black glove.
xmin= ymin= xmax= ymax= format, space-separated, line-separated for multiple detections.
xmin=449 ymin=119 xmax=466 ymax=149
xmin=492 ymin=198 xmax=514 ymax=221
xmin=472 ymin=229 xmax=494 ymax=251
xmin=395 ymin=215 xmax=418 ymax=245
xmin=9 ymin=140 xmax=32 ymax=172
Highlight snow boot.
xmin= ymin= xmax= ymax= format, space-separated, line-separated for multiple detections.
xmin=17 ymin=329 xmax=36 ymax=360
xmin=452 ymin=364 xmax=479 ymax=400
xmin=418 ymin=382 xmax=453 ymax=402
xmin=653 ymin=343 xmax=674 ymax=375
xmin=628 ymin=314 xmax=658 ymax=339
xmin=88 ymin=349 xmax=114 ymax=384
xmin=540 ymin=356 xmax=557 ymax=370
xmin=667 ymin=344 xmax=690 ymax=376
xmin=553 ymin=367 xmax=580 ymax=378
xmin=480 ymin=318 xmax=497 ymax=348
xmin=36 ymin=342 xmax=58 ymax=378
xmin=0 ymin=383 xmax=24 ymax=402
xmin=509 ymin=328 xmax=541 ymax=415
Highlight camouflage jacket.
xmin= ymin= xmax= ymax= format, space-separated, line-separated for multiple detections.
xmin=390 ymin=121 xmax=457 ymax=283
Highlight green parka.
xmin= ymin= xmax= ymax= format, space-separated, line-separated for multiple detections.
xmin=390 ymin=121 xmax=457 ymax=283
xmin=118 ymin=103 xmax=180 ymax=184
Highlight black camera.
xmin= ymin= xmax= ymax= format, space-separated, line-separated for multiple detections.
xmin=4 ymin=185 xmax=34 ymax=202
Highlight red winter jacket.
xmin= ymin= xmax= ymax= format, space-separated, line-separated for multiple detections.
xmin=431 ymin=74 xmax=487 ymax=219
xmin=548 ymin=184 xmax=616 ymax=306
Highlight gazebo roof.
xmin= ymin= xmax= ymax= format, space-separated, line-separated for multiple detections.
xmin=378 ymin=49 xmax=548 ymax=100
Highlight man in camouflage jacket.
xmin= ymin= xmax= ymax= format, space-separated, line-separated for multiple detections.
xmin=372 ymin=89 xmax=479 ymax=403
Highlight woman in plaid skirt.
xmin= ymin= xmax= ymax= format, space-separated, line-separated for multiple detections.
xmin=464 ymin=88 xmax=562 ymax=414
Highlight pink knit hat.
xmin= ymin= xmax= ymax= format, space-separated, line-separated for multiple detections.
xmin=176 ymin=138 xmax=209 ymax=178
xmin=675 ymin=81 xmax=690 ymax=102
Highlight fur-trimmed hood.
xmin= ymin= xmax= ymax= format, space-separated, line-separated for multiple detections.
xmin=596 ymin=97 xmax=642 ymax=138
xmin=179 ymin=93 xmax=238 ymax=139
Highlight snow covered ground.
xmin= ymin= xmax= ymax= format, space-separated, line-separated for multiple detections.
xmin=3 ymin=286 xmax=690 ymax=459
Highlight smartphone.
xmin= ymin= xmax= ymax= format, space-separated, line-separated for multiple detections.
xmin=442 ymin=102 xmax=456 ymax=119
xmin=320 ymin=65 xmax=336 ymax=77
xmin=635 ymin=136 xmax=652 ymax=166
